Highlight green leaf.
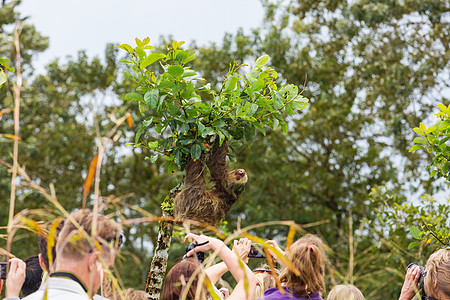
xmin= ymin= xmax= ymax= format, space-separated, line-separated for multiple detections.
xmin=158 ymin=80 xmax=175 ymax=89
xmin=441 ymin=162 xmax=450 ymax=174
xmin=408 ymin=242 xmax=419 ymax=249
xmin=157 ymin=94 xmax=167 ymax=115
xmin=183 ymin=52 xmax=196 ymax=64
xmin=437 ymin=120 xmax=450 ymax=131
xmin=144 ymin=89 xmax=159 ymax=109
xmin=190 ymin=143 xmax=202 ymax=160
xmin=155 ymin=124 xmax=164 ymax=134
xmin=430 ymin=170 xmax=438 ymax=177
xmin=409 ymin=144 xmax=425 ymax=152
xmin=123 ymin=71 xmax=134 ymax=79
xmin=174 ymin=150 xmax=182 ymax=166
xmin=425 ymin=126 xmax=437 ymax=135
xmin=413 ymin=127 xmax=424 ymax=136
xmin=198 ymin=122 xmax=205 ymax=135
xmin=178 ymin=123 xmax=189 ymax=134
xmin=124 ymin=92 xmax=143 ymax=102
xmin=148 ymin=141 xmax=158 ymax=150
xmin=413 ymin=137 xmax=428 ymax=145
xmin=168 ymin=65 xmax=184 ymax=77
xmin=0 ymin=57 xmax=10 ymax=66
xmin=138 ymin=102 xmax=146 ymax=116
xmin=253 ymin=122 xmax=266 ymax=135
xmin=230 ymin=141 xmax=243 ymax=148
xmin=149 ymin=155 xmax=158 ymax=163
xmin=0 ymin=70 xmax=6 ymax=86
xmin=135 ymin=47 xmax=146 ymax=60
xmin=251 ymin=79 xmax=265 ymax=91
xmin=217 ymin=131 xmax=225 ymax=146
xmin=143 ymin=118 xmax=153 ymax=127
xmin=280 ymin=120 xmax=288 ymax=134
xmin=135 ymin=37 xmax=143 ymax=47
xmin=118 ymin=43 xmax=134 ymax=53
xmin=224 ymin=75 xmax=239 ymax=92
xmin=410 ymin=226 xmax=421 ymax=239
xmin=244 ymin=124 xmax=256 ymax=142
xmin=285 ymin=103 xmax=295 ymax=116
xmin=247 ymin=103 xmax=259 ymax=116
xmin=135 ymin=127 xmax=145 ymax=144
xmin=438 ymin=103 xmax=447 ymax=113
xmin=291 ymin=97 xmax=309 ymax=110
xmin=140 ymin=53 xmax=166 ymax=69
xmin=237 ymin=102 xmax=251 ymax=117
xmin=255 ymin=54 xmax=270 ymax=69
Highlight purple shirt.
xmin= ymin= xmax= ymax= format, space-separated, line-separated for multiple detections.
xmin=258 ymin=287 xmax=324 ymax=300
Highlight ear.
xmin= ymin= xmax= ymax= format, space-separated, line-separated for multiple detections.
xmin=87 ymin=252 xmax=99 ymax=272
xmin=38 ymin=253 xmax=47 ymax=272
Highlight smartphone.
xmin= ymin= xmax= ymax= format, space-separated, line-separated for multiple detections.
xmin=0 ymin=262 xmax=7 ymax=280
xmin=248 ymin=244 xmax=266 ymax=258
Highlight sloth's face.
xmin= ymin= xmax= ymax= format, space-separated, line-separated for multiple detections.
xmin=232 ymin=169 xmax=248 ymax=183
xmin=227 ymin=169 xmax=248 ymax=195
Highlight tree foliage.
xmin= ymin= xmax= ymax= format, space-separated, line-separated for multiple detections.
xmin=120 ymin=38 xmax=308 ymax=172
xmin=411 ymin=104 xmax=450 ymax=180
xmin=0 ymin=0 xmax=449 ymax=299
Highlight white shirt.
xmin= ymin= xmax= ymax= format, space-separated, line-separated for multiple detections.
xmin=22 ymin=277 xmax=91 ymax=300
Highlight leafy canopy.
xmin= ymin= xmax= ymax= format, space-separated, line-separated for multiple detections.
xmin=119 ymin=38 xmax=308 ymax=173
xmin=410 ymin=104 xmax=450 ymax=180
xmin=0 ymin=57 xmax=14 ymax=88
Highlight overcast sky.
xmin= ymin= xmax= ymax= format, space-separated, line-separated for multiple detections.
xmin=18 ymin=0 xmax=265 ymax=72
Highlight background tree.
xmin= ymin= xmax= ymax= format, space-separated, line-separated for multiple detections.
xmin=188 ymin=0 xmax=449 ymax=297
xmin=0 ymin=1 xmax=174 ymax=289
xmin=1 ymin=0 xmax=449 ymax=299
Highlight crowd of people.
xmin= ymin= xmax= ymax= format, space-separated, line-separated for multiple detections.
xmin=0 ymin=209 xmax=449 ymax=299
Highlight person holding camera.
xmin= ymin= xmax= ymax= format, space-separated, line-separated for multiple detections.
xmin=1 ymin=258 xmax=26 ymax=300
xmin=162 ymin=233 xmax=256 ymax=300
xmin=399 ymin=248 xmax=450 ymax=300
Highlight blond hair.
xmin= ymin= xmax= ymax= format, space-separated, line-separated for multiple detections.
xmin=253 ymin=265 xmax=277 ymax=299
xmin=327 ymin=284 xmax=365 ymax=300
xmin=112 ymin=288 xmax=147 ymax=300
xmin=56 ymin=209 xmax=122 ymax=260
xmin=424 ymin=248 xmax=450 ymax=298
xmin=279 ymin=234 xmax=326 ymax=297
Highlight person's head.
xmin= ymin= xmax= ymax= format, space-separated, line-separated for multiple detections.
xmin=111 ymin=288 xmax=147 ymax=300
xmin=21 ymin=255 xmax=43 ymax=297
xmin=424 ymin=248 xmax=450 ymax=299
xmin=162 ymin=258 xmax=209 ymax=300
xmin=253 ymin=265 xmax=277 ymax=299
xmin=326 ymin=284 xmax=365 ymax=300
xmin=279 ymin=234 xmax=326 ymax=297
xmin=37 ymin=218 xmax=65 ymax=272
xmin=56 ymin=209 xmax=122 ymax=295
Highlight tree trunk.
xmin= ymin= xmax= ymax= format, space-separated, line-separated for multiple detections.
xmin=145 ymin=183 xmax=182 ymax=299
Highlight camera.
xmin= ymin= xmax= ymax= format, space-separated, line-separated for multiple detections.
xmin=0 ymin=262 xmax=7 ymax=280
xmin=407 ymin=263 xmax=435 ymax=300
xmin=184 ymin=242 xmax=205 ymax=263
xmin=248 ymin=244 xmax=265 ymax=258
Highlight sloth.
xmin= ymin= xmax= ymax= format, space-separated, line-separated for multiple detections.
xmin=173 ymin=138 xmax=248 ymax=226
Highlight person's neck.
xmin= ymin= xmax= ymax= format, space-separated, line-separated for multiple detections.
xmin=54 ymin=262 xmax=90 ymax=293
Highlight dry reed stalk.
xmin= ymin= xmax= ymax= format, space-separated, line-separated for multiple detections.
xmin=91 ymin=112 xmax=130 ymax=236
xmin=6 ymin=21 xmax=23 ymax=254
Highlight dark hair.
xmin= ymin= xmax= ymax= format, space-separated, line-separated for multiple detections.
xmin=37 ymin=219 xmax=65 ymax=271
xmin=21 ymin=255 xmax=43 ymax=297
xmin=162 ymin=258 xmax=209 ymax=300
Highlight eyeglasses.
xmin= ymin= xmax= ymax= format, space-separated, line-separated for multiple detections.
xmin=90 ymin=234 xmax=124 ymax=252
xmin=108 ymin=233 xmax=124 ymax=248
xmin=252 ymin=269 xmax=278 ymax=275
